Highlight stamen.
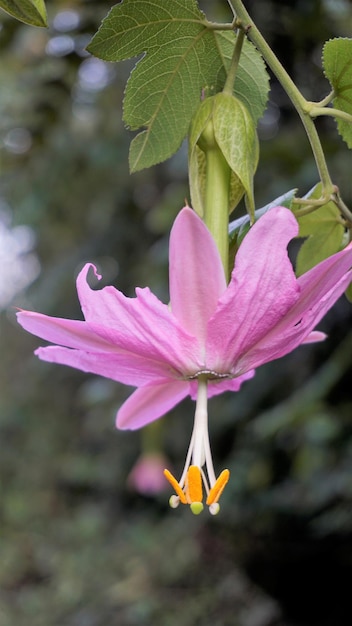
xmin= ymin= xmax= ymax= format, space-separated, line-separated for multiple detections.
xmin=191 ymin=377 xmax=208 ymax=468
xmin=169 ymin=495 xmax=180 ymax=509
xmin=185 ymin=465 xmax=203 ymax=504
xmin=163 ymin=468 xmax=187 ymax=504
xmin=190 ymin=502 xmax=204 ymax=515
xmin=209 ymin=502 xmax=220 ymax=515
xmin=163 ymin=377 xmax=231 ymax=514
xmin=164 ymin=466 xmax=204 ymax=514
xmin=206 ymin=469 xmax=230 ymax=505
xmin=164 ymin=466 xmax=230 ymax=514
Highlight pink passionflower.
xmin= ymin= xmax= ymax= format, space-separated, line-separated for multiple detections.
xmin=17 ymin=206 xmax=352 ymax=513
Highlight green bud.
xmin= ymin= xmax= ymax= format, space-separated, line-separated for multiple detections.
xmin=188 ymin=93 xmax=258 ymax=222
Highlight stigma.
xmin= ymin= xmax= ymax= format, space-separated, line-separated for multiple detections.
xmin=163 ymin=375 xmax=230 ymax=515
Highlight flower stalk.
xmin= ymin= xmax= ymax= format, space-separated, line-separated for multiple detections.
xmin=203 ymin=129 xmax=231 ymax=276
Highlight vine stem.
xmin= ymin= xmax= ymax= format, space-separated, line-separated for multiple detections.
xmin=229 ymin=0 xmax=334 ymax=194
xmin=332 ymin=192 xmax=352 ymax=226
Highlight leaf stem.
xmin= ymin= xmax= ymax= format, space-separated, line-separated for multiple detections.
xmin=223 ymin=27 xmax=245 ymax=94
xmin=310 ymin=106 xmax=352 ymax=125
xmin=314 ymin=91 xmax=335 ymax=107
xmin=293 ymin=191 xmax=352 ymax=225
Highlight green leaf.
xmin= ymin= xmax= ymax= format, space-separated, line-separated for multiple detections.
xmin=345 ymin=282 xmax=352 ymax=302
xmin=0 ymin=0 xmax=47 ymax=26
xmin=294 ymin=183 xmax=345 ymax=275
xmin=323 ymin=38 xmax=352 ymax=148
xmin=88 ymin=0 xmax=269 ymax=172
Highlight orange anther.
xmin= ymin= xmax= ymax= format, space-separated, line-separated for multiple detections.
xmin=163 ymin=468 xmax=187 ymax=504
xmin=185 ymin=465 xmax=203 ymax=504
xmin=206 ymin=469 xmax=230 ymax=506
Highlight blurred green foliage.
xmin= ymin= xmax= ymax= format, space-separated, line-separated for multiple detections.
xmin=1 ymin=1 xmax=352 ymax=625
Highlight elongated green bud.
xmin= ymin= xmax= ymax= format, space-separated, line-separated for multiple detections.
xmin=189 ymin=93 xmax=259 ymax=223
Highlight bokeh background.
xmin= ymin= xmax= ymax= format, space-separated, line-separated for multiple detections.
xmin=1 ymin=1 xmax=352 ymax=625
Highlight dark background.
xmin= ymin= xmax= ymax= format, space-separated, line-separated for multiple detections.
xmin=1 ymin=1 xmax=352 ymax=624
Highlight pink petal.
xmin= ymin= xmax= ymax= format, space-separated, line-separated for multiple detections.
xmin=206 ymin=207 xmax=300 ymax=371
xmin=169 ymin=207 xmax=227 ymax=344
xmin=234 ymin=245 xmax=352 ymax=372
xmin=17 ymin=311 xmax=114 ymax=352
xmin=302 ymin=331 xmax=326 ymax=344
xmin=76 ymin=264 xmax=202 ymax=376
xmin=35 ymin=345 xmax=182 ymax=386
xmin=116 ymin=381 xmax=189 ymax=430
xmin=294 ymin=241 xmax=352 ymax=319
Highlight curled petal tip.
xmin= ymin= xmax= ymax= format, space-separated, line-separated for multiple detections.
xmin=78 ymin=262 xmax=102 ymax=283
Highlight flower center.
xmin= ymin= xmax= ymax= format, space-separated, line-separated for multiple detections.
xmin=163 ymin=375 xmax=230 ymax=515
xmin=187 ymin=369 xmax=230 ymax=380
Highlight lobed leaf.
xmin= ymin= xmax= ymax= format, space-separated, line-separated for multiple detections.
xmin=322 ymin=38 xmax=352 ymax=148
xmin=88 ymin=0 xmax=269 ymax=172
xmin=0 ymin=0 xmax=47 ymax=26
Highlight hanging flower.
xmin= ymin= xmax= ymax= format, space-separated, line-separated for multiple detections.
xmin=17 ymin=206 xmax=352 ymax=513
xmin=127 ymin=452 xmax=170 ymax=496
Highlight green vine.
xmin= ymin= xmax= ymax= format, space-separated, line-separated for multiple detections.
xmin=227 ymin=0 xmax=352 ymax=226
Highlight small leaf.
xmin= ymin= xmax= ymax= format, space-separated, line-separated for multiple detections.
xmin=88 ymin=0 xmax=269 ymax=171
xmin=323 ymin=38 xmax=352 ymax=148
xmin=0 ymin=0 xmax=47 ymax=26
xmin=294 ymin=183 xmax=345 ymax=275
